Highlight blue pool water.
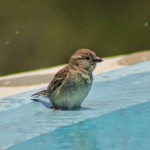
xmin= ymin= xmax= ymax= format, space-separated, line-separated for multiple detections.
xmin=0 ymin=61 xmax=150 ymax=150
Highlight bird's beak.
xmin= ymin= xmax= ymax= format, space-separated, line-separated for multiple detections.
xmin=94 ymin=57 xmax=103 ymax=63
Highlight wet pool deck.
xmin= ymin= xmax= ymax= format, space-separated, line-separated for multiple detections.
xmin=0 ymin=60 xmax=150 ymax=150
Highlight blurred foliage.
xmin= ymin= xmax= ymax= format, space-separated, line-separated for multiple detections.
xmin=0 ymin=0 xmax=150 ymax=75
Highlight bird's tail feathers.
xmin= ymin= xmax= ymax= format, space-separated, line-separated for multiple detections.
xmin=31 ymin=90 xmax=49 ymax=98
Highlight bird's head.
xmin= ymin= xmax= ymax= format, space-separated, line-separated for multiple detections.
xmin=69 ymin=49 xmax=103 ymax=73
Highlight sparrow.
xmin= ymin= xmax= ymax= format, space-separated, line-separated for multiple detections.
xmin=32 ymin=49 xmax=103 ymax=110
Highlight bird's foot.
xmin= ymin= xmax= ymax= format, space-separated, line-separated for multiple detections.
xmin=50 ymin=106 xmax=62 ymax=110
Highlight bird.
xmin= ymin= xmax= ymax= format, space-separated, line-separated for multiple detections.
xmin=32 ymin=48 xmax=103 ymax=110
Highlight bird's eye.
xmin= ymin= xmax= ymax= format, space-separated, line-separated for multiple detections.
xmin=85 ymin=56 xmax=90 ymax=60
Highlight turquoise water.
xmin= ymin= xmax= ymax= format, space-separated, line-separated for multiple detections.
xmin=0 ymin=61 xmax=150 ymax=150
xmin=8 ymin=102 xmax=150 ymax=150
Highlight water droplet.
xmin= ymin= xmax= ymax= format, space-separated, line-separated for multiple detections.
xmin=15 ymin=31 xmax=19 ymax=34
xmin=144 ymin=22 xmax=148 ymax=27
xmin=6 ymin=41 xmax=10 ymax=45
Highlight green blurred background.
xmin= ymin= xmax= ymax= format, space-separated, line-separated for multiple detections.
xmin=0 ymin=0 xmax=150 ymax=76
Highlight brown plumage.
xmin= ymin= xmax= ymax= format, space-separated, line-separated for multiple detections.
xmin=32 ymin=49 xmax=103 ymax=110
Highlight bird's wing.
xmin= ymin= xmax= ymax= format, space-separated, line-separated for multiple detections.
xmin=47 ymin=66 xmax=69 ymax=93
